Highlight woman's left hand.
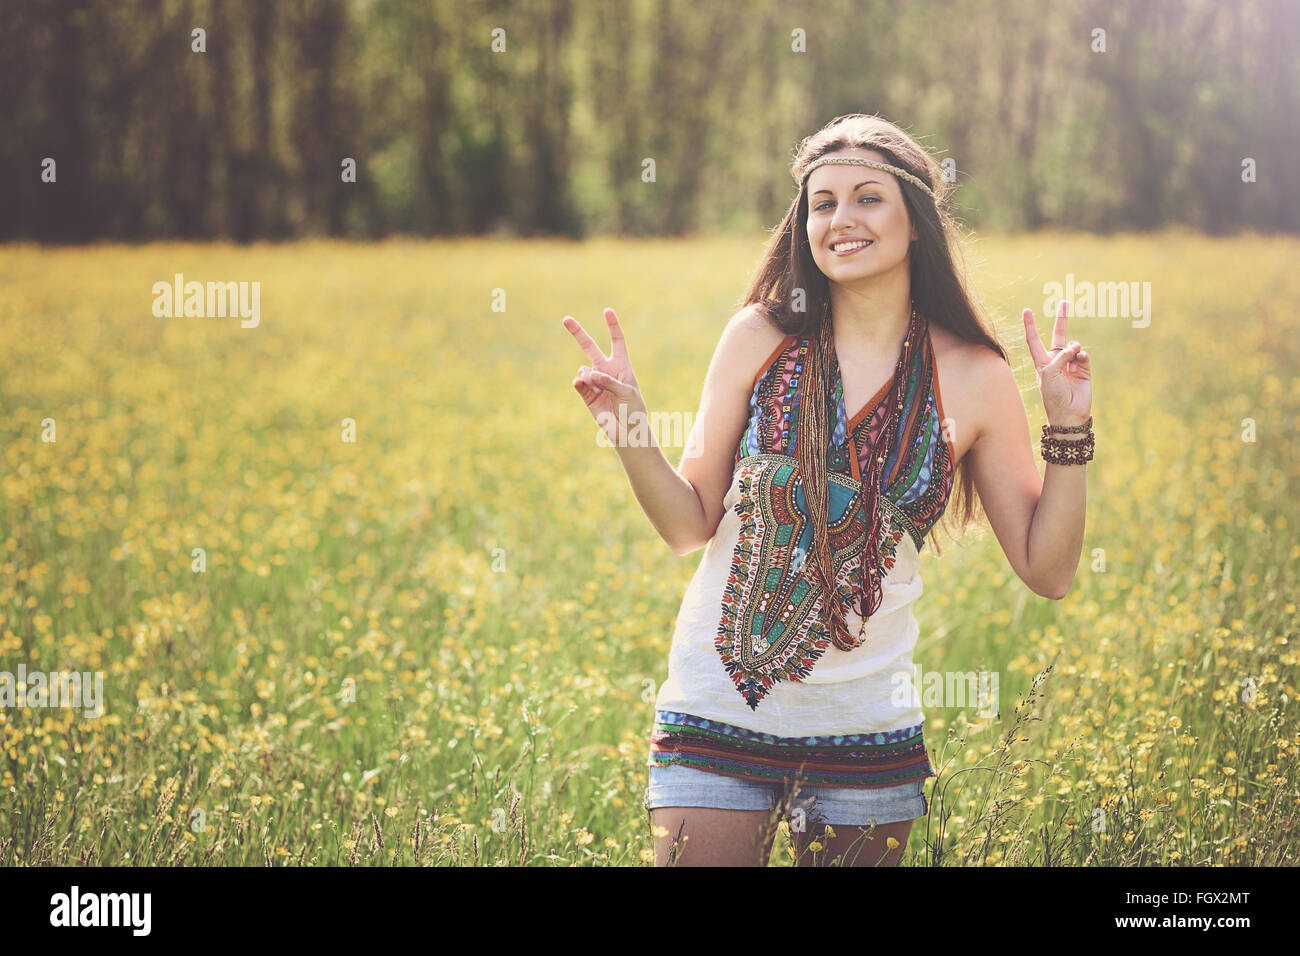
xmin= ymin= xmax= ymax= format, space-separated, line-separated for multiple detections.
xmin=1023 ymin=299 xmax=1091 ymax=427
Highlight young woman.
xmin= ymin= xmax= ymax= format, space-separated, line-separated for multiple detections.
xmin=562 ymin=114 xmax=1092 ymax=867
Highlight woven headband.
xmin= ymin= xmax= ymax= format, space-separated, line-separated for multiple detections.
xmin=799 ymin=155 xmax=936 ymax=201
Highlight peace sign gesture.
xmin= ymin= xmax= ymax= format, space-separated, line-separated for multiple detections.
xmin=1023 ymin=299 xmax=1092 ymax=428
xmin=562 ymin=307 xmax=649 ymax=445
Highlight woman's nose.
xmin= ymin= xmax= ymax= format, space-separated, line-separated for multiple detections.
xmin=829 ymin=206 xmax=858 ymax=232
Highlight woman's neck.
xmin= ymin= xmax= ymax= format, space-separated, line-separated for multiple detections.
xmin=827 ymin=277 xmax=913 ymax=356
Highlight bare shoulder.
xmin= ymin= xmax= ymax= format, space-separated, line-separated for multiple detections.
xmin=928 ymin=320 xmax=996 ymax=373
xmin=718 ymin=303 xmax=790 ymax=389
xmin=928 ymin=322 xmax=1010 ymax=464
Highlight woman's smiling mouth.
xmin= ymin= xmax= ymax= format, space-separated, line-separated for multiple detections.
xmin=830 ymin=238 xmax=873 ymax=255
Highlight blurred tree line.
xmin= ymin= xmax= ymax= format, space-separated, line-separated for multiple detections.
xmin=1 ymin=0 xmax=1295 ymax=241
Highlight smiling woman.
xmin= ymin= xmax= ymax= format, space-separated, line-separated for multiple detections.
xmin=564 ymin=112 xmax=1092 ymax=868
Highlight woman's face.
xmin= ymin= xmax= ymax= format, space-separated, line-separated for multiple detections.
xmin=805 ymin=148 xmax=917 ymax=285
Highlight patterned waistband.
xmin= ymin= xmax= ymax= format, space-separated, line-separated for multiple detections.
xmin=647 ymin=710 xmax=934 ymax=789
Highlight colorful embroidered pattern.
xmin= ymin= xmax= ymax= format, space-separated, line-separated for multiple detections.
xmin=720 ymin=309 xmax=954 ymax=711
xmin=735 ymin=312 xmax=954 ymax=544
xmin=717 ymin=455 xmax=903 ymax=709
xmin=647 ymin=710 xmax=935 ymax=788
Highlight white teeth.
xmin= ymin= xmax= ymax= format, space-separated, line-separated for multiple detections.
xmin=833 ymin=240 xmax=872 ymax=251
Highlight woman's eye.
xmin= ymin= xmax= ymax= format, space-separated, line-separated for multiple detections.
xmin=814 ymin=196 xmax=879 ymax=211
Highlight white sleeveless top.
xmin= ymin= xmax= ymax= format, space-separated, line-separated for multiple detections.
xmin=648 ymin=307 xmax=955 ymax=776
xmin=652 ymin=461 xmax=927 ymax=736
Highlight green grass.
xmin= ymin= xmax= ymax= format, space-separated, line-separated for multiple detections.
xmin=0 ymin=232 xmax=1296 ymax=865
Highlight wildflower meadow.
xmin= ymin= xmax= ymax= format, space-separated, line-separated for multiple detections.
xmin=1 ymin=230 xmax=1296 ymax=866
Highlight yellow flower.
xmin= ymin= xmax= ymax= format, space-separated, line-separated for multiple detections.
xmin=886 ymin=837 xmax=900 ymax=849
xmin=651 ymin=824 xmax=668 ymax=838
xmin=808 ymin=841 xmax=823 ymax=852
xmin=576 ymin=828 xmax=594 ymax=846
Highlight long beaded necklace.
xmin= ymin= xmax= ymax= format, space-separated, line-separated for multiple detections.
xmin=817 ymin=298 xmax=923 ymax=651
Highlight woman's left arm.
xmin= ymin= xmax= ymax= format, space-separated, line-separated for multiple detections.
xmin=963 ymin=300 xmax=1092 ymax=599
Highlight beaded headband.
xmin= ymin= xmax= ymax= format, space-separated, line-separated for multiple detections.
xmin=799 ymin=155 xmax=937 ymax=201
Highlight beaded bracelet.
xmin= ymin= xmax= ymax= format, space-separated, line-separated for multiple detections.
xmin=1040 ymin=420 xmax=1094 ymax=465
xmin=1043 ymin=415 xmax=1092 ymax=435
xmin=1041 ymin=435 xmax=1093 ymax=464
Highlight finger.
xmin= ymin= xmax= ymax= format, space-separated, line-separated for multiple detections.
xmin=1044 ymin=342 xmax=1081 ymax=375
xmin=562 ymin=315 xmax=610 ymax=365
xmin=572 ymin=376 xmax=601 ymax=405
xmin=589 ymin=368 xmax=627 ymax=394
xmin=1023 ymin=308 xmax=1052 ymax=367
xmin=1052 ymin=299 xmax=1070 ymax=350
xmin=604 ymin=308 xmax=630 ymax=363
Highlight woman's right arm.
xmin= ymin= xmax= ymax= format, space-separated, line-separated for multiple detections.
xmin=566 ymin=304 xmax=782 ymax=557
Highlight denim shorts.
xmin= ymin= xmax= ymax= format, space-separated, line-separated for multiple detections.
xmin=643 ymin=763 xmax=928 ymax=827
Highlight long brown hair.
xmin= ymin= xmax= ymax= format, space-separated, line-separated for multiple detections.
xmin=740 ymin=113 xmax=1006 ymax=643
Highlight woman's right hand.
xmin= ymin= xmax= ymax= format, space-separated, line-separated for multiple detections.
xmin=562 ymin=308 xmax=649 ymax=449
